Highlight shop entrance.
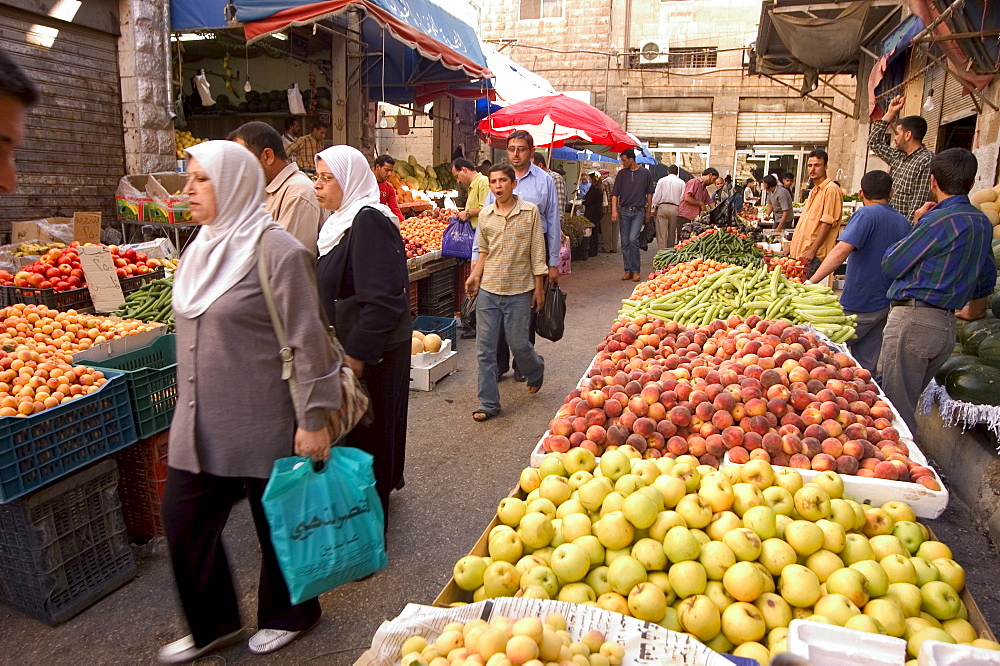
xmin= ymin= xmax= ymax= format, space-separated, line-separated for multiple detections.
xmin=938 ymin=115 xmax=978 ymax=152
xmin=735 ymin=149 xmax=806 ymax=202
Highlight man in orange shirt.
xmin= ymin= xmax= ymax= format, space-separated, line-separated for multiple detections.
xmin=790 ymin=149 xmax=843 ymax=276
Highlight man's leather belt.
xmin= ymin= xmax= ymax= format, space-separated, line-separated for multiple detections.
xmin=890 ymin=299 xmax=952 ymax=312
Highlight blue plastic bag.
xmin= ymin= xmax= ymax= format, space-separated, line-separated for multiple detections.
xmin=262 ymin=448 xmax=387 ymax=604
xmin=441 ymin=216 xmax=475 ymax=259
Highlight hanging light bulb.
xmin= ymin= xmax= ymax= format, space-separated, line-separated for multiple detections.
xmin=923 ymin=89 xmax=935 ymax=112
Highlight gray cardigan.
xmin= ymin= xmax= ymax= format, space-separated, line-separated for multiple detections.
xmin=168 ymin=229 xmax=343 ymax=479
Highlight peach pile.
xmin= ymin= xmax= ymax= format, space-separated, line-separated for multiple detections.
xmin=0 ymin=304 xmax=160 ymax=358
xmin=543 ymin=314 xmax=938 ymax=489
xmin=631 ymin=259 xmax=733 ymax=300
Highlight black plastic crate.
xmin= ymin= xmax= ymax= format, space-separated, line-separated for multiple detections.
xmin=0 ymin=459 xmax=136 ymax=625
xmin=0 ymin=285 xmax=92 ymax=311
xmin=418 ymin=279 xmax=454 ymax=305
xmin=421 ymin=267 xmax=455 ymax=291
xmin=120 ymin=267 xmax=166 ymax=295
xmin=417 ymin=299 xmax=456 ymax=319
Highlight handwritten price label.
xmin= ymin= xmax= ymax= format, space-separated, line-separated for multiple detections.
xmin=79 ymin=245 xmax=125 ymax=313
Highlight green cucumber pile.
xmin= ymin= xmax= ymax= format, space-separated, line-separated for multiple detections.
xmin=620 ymin=265 xmax=856 ymax=342
xmin=652 ymin=228 xmax=764 ymax=270
xmin=113 ymin=278 xmax=174 ymax=331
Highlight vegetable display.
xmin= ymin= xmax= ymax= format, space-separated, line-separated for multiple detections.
xmin=112 ymin=278 xmax=174 ymax=331
xmin=653 ymin=228 xmax=764 ymax=270
xmin=620 ymin=265 xmax=856 ymax=343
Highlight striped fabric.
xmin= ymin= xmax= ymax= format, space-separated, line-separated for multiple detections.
xmin=883 ymin=194 xmax=997 ymax=310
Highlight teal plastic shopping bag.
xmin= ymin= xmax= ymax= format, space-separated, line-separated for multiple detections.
xmin=262 ymin=448 xmax=388 ymax=604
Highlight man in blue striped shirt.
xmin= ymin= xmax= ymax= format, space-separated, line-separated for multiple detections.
xmin=878 ymin=148 xmax=996 ymax=432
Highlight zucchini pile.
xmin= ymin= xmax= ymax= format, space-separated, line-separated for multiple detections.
xmin=113 ymin=278 xmax=174 ymax=331
xmin=653 ymin=228 xmax=764 ymax=269
xmin=620 ymin=265 xmax=856 ymax=342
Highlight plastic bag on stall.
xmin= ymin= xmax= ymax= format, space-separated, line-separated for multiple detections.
xmin=441 ymin=217 xmax=475 ymax=260
xmin=460 ymin=292 xmax=477 ymax=330
xmin=262 ymin=448 xmax=387 ymax=605
xmin=194 ymin=71 xmax=215 ymax=107
xmin=287 ymin=84 xmax=306 ymax=115
xmin=0 ymin=245 xmax=16 ymax=274
xmin=536 ymin=280 xmax=566 ymax=343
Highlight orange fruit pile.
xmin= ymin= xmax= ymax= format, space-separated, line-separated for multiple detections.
xmin=631 ymin=259 xmax=733 ymax=299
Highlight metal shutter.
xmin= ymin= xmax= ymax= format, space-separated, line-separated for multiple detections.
xmin=626 ymin=112 xmax=714 ymax=142
xmin=941 ymin=68 xmax=979 ymax=125
xmin=0 ymin=7 xmax=125 ymax=226
xmin=736 ymin=112 xmax=831 ymax=144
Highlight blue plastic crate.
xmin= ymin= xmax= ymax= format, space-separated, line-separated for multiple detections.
xmin=0 ymin=369 xmax=137 ymax=503
xmin=412 ymin=315 xmax=458 ymax=350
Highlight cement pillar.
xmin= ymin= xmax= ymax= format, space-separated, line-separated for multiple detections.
xmin=118 ymin=0 xmax=174 ymax=174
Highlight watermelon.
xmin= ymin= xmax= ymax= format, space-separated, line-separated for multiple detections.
xmin=945 ymin=364 xmax=1000 ymax=405
xmin=992 ymin=295 xmax=1000 ymax=319
xmin=980 ymin=334 xmax=1000 ymax=368
xmin=961 ymin=319 xmax=1000 ymax=354
xmin=935 ymin=355 xmax=984 ymax=385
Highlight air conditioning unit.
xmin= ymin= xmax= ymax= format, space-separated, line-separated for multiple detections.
xmin=638 ymin=41 xmax=670 ymax=65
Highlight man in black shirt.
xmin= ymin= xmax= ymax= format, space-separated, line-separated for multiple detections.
xmin=611 ymin=148 xmax=654 ymax=281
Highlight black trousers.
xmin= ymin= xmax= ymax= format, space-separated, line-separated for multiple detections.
xmin=497 ymin=310 xmax=537 ymax=375
xmin=162 ymin=468 xmax=321 ymax=648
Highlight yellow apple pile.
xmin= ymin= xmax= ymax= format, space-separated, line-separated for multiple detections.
xmin=450 ymin=452 xmax=1000 ymax=665
xmin=398 ymin=613 xmax=624 ymax=666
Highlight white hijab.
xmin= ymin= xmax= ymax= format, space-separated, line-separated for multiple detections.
xmin=315 ymin=145 xmax=399 ymax=257
xmin=173 ymin=141 xmax=280 ymax=318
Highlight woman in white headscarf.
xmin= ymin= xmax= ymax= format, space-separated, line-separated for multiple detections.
xmin=159 ymin=141 xmax=341 ymax=663
xmin=313 ymin=145 xmax=411 ymax=520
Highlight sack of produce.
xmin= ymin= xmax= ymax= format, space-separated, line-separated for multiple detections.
xmin=440 ymin=216 xmax=475 ymax=260
xmin=262 ymin=449 xmax=387 ymax=604
xmin=536 ymin=280 xmax=566 ymax=343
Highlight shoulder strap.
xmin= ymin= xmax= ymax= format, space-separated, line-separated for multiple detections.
xmin=257 ymin=234 xmax=297 ymax=404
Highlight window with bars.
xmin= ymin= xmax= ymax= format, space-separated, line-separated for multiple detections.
xmin=520 ymin=0 xmax=563 ymax=19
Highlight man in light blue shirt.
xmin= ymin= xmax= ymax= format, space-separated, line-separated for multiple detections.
xmin=474 ymin=130 xmax=561 ymax=380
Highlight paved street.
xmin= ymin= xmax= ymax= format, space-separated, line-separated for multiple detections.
xmin=1 ymin=248 xmax=998 ymax=664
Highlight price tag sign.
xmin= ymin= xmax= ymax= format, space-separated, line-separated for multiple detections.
xmin=73 ymin=212 xmax=102 ymax=244
xmin=79 ymin=245 xmax=125 ymax=313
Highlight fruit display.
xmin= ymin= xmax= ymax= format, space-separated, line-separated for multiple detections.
xmin=174 ymin=129 xmax=207 ymax=159
xmin=653 ymin=228 xmax=765 ymax=269
xmin=0 ymin=355 xmax=109 ymax=417
xmin=11 ymin=242 xmax=66 ymax=257
xmin=400 ymin=212 xmax=451 ymax=254
xmin=0 ymin=304 xmax=160 ymax=358
xmin=396 ymin=613 xmax=626 ymax=665
xmin=411 ymin=331 xmax=443 ymax=355
xmin=448 ymin=455 xmax=991 ymax=661
xmin=0 ymin=243 xmax=161 ymax=293
xmin=630 ymin=260 xmax=734 ymax=300
xmin=763 ymin=256 xmax=807 ymax=283
xmin=112 ymin=278 xmax=174 ymax=331
xmin=542 ymin=315 xmax=937 ymax=490
xmin=969 ymin=183 xmax=1000 ymax=229
xmin=620 ymin=266 xmax=856 ymax=342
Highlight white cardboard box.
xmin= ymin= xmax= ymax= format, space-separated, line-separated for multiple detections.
xmin=409 ymin=350 xmax=457 ymax=391
xmin=70 ymin=322 xmax=167 ymax=362
xmin=410 ymin=339 xmax=452 ymax=369
xmin=788 ymin=619 xmax=907 ymax=665
xmin=919 ymin=640 xmax=1000 ymax=666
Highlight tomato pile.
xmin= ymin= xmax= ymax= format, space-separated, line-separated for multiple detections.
xmin=0 ymin=243 xmax=161 ymax=292
xmin=631 ymin=259 xmax=733 ymax=300
xmin=765 ymin=255 xmax=808 ymax=282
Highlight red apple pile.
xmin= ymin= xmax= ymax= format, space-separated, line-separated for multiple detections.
xmin=543 ymin=314 xmax=940 ymax=489
xmin=0 ymin=243 xmax=159 ymax=292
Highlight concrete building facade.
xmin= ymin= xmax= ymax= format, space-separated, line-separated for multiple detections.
xmin=480 ymin=0 xmax=866 ymax=194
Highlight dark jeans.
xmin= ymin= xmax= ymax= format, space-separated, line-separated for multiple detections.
xmin=162 ymin=468 xmax=321 ymax=648
xmin=846 ymin=307 xmax=889 ymax=380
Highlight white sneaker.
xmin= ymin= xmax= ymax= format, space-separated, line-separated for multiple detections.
xmin=157 ymin=630 xmax=242 ymax=664
xmin=248 ymin=627 xmax=309 ymax=655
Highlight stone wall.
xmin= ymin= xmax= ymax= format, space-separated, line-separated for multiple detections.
xmin=480 ymin=0 xmax=863 ymax=189
xmin=117 ymin=0 xmax=174 ymax=174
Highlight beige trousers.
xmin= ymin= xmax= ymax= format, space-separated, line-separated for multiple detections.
xmin=655 ymin=203 xmax=679 ymax=250
xmin=600 ymin=212 xmax=620 ymax=252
